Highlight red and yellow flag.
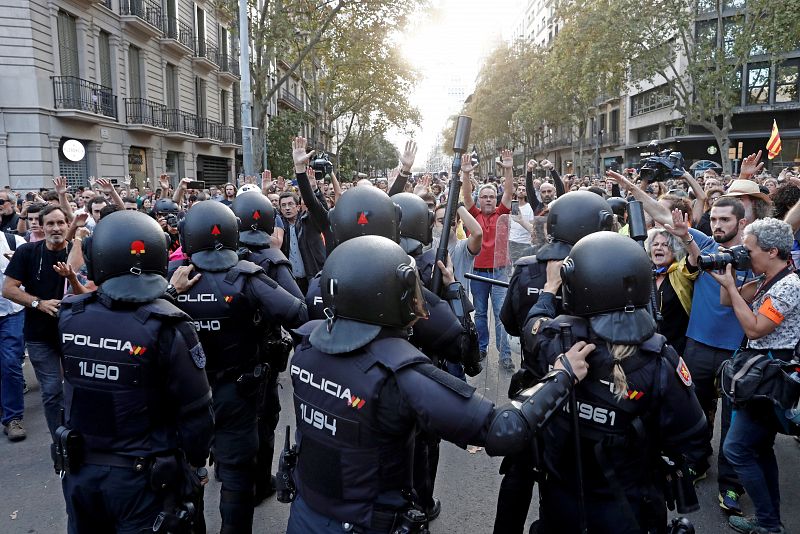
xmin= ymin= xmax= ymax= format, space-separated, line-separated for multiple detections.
xmin=767 ymin=119 xmax=782 ymax=160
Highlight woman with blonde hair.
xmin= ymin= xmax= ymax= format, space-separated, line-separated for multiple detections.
xmin=524 ymin=231 xmax=706 ymax=533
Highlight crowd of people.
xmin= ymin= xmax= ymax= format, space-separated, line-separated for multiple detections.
xmin=1 ymin=137 xmax=800 ymax=534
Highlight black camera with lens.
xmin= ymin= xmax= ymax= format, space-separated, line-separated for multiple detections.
xmin=165 ymin=214 xmax=179 ymax=228
xmin=638 ymin=141 xmax=685 ymax=183
xmin=311 ymin=153 xmax=334 ymax=178
xmin=697 ymin=244 xmax=751 ymax=272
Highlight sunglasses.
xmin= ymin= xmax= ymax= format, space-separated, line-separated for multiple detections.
xmin=0 ymin=199 xmax=7 ymax=205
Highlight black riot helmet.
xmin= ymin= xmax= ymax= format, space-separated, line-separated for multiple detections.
xmin=606 ymin=197 xmax=629 ymax=221
xmin=328 ymin=186 xmax=401 ymax=247
xmin=561 ymin=232 xmax=656 ymax=343
xmin=231 ymin=192 xmax=275 ymax=248
xmin=83 ymin=210 xmax=169 ymax=302
xmin=561 ymin=231 xmax=652 ymax=315
xmin=154 ymin=198 xmax=180 ymax=214
xmin=310 ymin=235 xmax=428 ymax=354
xmin=391 ymin=192 xmax=434 ymax=256
xmin=180 ymin=200 xmax=239 ymax=271
xmin=536 ymin=191 xmax=614 ymax=261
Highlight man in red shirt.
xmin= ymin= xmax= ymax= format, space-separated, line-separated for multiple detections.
xmin=462 ymin=149 xmax=515 ymax=371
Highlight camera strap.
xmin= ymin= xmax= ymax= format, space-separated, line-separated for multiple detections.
xmin=751 ymin=265 xmax=794 ymax=305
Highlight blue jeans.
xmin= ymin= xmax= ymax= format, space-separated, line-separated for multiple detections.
xmin=723 ymin=404 xmax=782 ymax=530
xmin=470 ymin=269 xmax=511 ymax=361
xmin=0 ymin=311 xmax=25 ymax=425
xmin=26 ymin=341 xmax=64 ymax=440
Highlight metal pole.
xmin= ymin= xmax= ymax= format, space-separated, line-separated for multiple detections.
xmin=239 ymin=0 xmax=254 ymax=176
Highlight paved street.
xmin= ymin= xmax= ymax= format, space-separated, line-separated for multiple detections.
xmin=2 ymin=336 xmax=800 ymax=533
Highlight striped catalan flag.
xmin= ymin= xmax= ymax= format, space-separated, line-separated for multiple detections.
xmin=767 ymin=119 xmax=782 ymax=160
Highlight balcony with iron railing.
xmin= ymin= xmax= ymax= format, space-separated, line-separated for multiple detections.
xmin=164 ymin=109 xmax=198 ymax=137
xmin=193 ymin=39 xmax=219 ymax=71
xmin=277 ymin=88 xmax=304 ymax=112
xmin=120 ymin=0 xmax=163 ymax=37
xmin=215 ymin=52 xmax=240 ymax=82
xmin=124 ymin=98 xmax=167 ymax=130
xmin=52 ymin=76 xmax=117 ymax=121
xmin=160 ymin=16 xmax=193 ymax=55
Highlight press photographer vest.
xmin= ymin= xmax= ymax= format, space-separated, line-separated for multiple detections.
xmin=59 ymin=293 xmax=189 ymax=455
xmin=291 ymin=331 xmax=428 ymax=528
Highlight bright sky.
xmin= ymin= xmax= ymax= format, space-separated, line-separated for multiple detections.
xmin=390 ymin=0 xmax=524 ymax=167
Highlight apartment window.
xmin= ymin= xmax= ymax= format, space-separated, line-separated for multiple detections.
xmin=747 ymin=63 xmax=770 ymax=105
xmin=98 ymin=31 xmax=112 ymax=88
xmin=723 ymin=18 xmax=741 ymax=57
xmin=165 ymin=63 xmax=178 ymax=109
xmin=695 ymin=20 xmax=717 ymax=49
xmin=724 ymin=0 xmax=745 ymax=9
xmin=630 ymin=85 xmax=674 ymax=116
xmin=610 ymin=109 xmax=620 ymax=142
xmin=194 ymin=76 xmax=207 ymax=117
xmin=128 ymin=45 xmax=142 ymax=99
xmin=220 ymin=90 xmax=228 ymax=125
xmin=57 ymin=11 xmax=79 ymax=77
xmin=776 ymin=60 xmax=800 ymax=103
xmin=195 ymin=5 xmax=206 ymax=53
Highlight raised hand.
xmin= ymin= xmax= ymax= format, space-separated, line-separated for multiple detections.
xmin=292 ymin=137 xmax=315 ymax=172
xmin=540 ymin=159 xmax=554 ymax=171
xmin=53 ymin=176 xmax=68 ymax=195
xmin=96 ymin=178 xmax=114 ymax=193
xmin=498 ymin=149 xmax=514 ymax=170
xmin=527 ymin=159 xmax=539 ymax=171
xmin=158 ymin=174 xmax=170 ymax=191
xmin=400 ymin=140 xmax=417 ymax=172
xmin=740 ymin=150 xmax=764 ymax=179
xmin=461 ymin=153 xmax=474 ymax=175
xmin=663 ymin=208 xmax=690 ymax=240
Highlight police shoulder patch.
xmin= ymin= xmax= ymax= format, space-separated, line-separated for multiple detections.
xmin=676 ymin=356 xmax=692 ymax=387
xmin=190 ymin=344 xmax=207 ymax=369
xmin=530 ymin=317 xmax=548 ymax=336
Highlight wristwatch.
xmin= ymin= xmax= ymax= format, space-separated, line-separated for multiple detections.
xmin=31 ymin=299 xmax=40 ymax=309
xmin=165 ymin=284 xmax=178 ymax=299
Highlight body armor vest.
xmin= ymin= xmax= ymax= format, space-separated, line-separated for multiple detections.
xmin=305 ymin=272 xmax=325 ymax=320
xmin=534 ymin=315 xmax=667 ymax=497
xmin=59 ymin=293 xmax=188 ymax=455
xmin=417 ymin=248 xmax=436 ymax=289
xmin=173 ymin=261 xmax=262 ymax=375
xmin=501 ymin=255 xmax=563 ymax=338
xmin=246 ymin=247 xmax=291 ymax=280
xmin=291 ymin=333 xmax=428 ymax=528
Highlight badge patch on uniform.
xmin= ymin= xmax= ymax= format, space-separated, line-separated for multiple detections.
xmin=531 ymin=317 xmax=547 ymax=336
xmin=676 ymin=356 xmax=692 ymax=386
xmin=190 ymin=344 xmax=207 ymax=369
xmin=224 ymin=296 xmax=233 ymax=303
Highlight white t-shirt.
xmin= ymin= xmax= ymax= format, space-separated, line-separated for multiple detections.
xmin=748 ymin=273 xmax=800 ymax=351
xmin=508 ymin=202 xmax=534 ymax=244
xmin=0 ymin=232 xmax=27 ymax=315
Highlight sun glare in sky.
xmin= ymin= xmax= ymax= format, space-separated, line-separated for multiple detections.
xmin=392 ymin=0 xmax=523 ymax=167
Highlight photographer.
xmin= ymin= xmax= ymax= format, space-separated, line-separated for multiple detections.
xmin=709 ymin=218 xmax=800 ymax=534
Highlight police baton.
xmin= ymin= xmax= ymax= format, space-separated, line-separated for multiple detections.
xmin=464 ymin=272 xmax=509 ymax=288
xmin=431 ymin=115 xmax=471 ymax=296
xmin=559 ymin=323 xmax=587 ymax=534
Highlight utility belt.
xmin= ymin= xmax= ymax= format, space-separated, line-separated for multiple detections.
xmin=210 ymin=362 xmax=270 ymax=398
xmin=347 ymin=507 xmax=429 ymax=534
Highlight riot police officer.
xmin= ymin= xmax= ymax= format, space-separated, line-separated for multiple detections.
xmin=170 ymin=200 xmax=308 ymax=533
xmin=57 ymin=210 xmax=214 ymax=533
xmin=527 ymin=232 xmax=706 ymax=533
xmin=391 ymin=191 xmax=482 ymax=520
xmin=231 ymin=191 xmax=302 ymax=504
xmin=286 ymin=235 xmax=595 ymax=534
xmin=495 ymin=191 xmax=614 ymax=534
xmin=154 ymin=198 xmax=182 ymax=253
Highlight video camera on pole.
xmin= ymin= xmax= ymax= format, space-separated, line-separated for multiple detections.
xmin=311 ymin=152 xmax=334 ymax=179
xmin=430 ymin=115 xmax=472 ymax=296
xmin=638 ymin=141 xmax=685 ymax=182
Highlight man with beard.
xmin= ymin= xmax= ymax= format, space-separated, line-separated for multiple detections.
xmin=2 ymin=205 xmax=71 ymax=440
xmin=0 ymin=190 xmax=20 ymax=234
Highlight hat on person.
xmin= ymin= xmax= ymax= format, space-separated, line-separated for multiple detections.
xmin=723 ymin=179 xmax=771 ymax=203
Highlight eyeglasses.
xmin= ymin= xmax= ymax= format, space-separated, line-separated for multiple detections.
xmin=0 ymin=199 xmax=7 ymax=205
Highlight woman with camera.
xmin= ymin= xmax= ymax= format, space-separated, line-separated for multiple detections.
xmin=709 ymin=217 xmax=800 ymax=534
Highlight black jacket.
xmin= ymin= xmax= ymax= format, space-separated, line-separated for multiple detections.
xmin=279 ymin=172 xmax=328 ymax=277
